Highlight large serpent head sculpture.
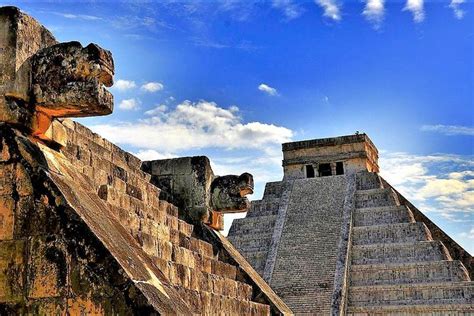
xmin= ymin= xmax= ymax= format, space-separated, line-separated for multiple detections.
xmin=210 ymin=172 xmax=254 ymax=213
xmin=1 ymin=7 xmax=114 ymax=145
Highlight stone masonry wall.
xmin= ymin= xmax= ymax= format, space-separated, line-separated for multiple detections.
xmin=0 ymin=124 xmax=160 ymax=315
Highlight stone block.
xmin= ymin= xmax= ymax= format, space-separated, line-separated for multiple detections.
xmin=201 ymin=257 xmax=212 ymax=274
xmin=66 ymin=296 xmax=104 ymax=315
xmin=237 ymin=281 xmax=253 ymax=301
xmin=27 ymin=238 xmax=67 ymax=299
xmin=0 ymin=163 xmax=15 ymax=196
xmin=0 ymin=240 xmax=25 ymax=301
xmin=223 ymin=278 xmax=237 ymax=298
xmin=0 ymin=195 xmax=15 ymax=240
xmin=15 ymin=163 xmax=33 ymax=196
xmin=211 ymin=260 xmax=237 ymax=280
xmin=169 ymin=228 xmax=180 ymax=245
xmin=42 ymin=118 xmax=67 ymax=147
xmin=125 ymin=183 xmax=142 ymax=201
xmin=178 ymin=219 xmax=193 ymax=237
xmin=166 ymin=215 xmax=179 ymax=231
xmin=0 ymin=137 xmax=11 ymax=162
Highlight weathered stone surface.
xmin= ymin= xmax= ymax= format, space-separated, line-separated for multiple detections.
xmin=0 ymin=240 xmax=25 ymax=302
xmin=0 ymin=196 xmax=15 ymax=240
xmin=31 ymin=41 xmax=114 ymax=117
xmin=210 ymin=172 xmax=253 ymax=213
xmin=0 ymin=125 xmax=177 ymax=314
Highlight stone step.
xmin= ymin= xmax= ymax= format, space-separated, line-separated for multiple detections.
xmin=352 ymin=222 xmax=432 ymax=245
xmin=349 ymin=281 xmax=473 ymax=307
xmin=228 ymin=215 xmax=277 ymax=235
xmin=355 ymin=188 xmax=399 ymax=209
xmin=64 ymin=120 xmax=144 ymax=172
xmin=262 ymin=181 xmax=284 ymax=198
xmin=347 ymin=303 xmax=474 ymax=315
xmin=228 ymin=234 xmax=273 ymax=253
xmin=246 ymin=199 xmax=280 ymax=217
xmin=356 ymin=172 xmax=383 ymax=190
xmin=350 ymin=260 xmax=470 ymax=286
xmin=353 ymin=205 xmax=415 ymax=227
xmin=172 ymin=287 xmax=256 ymax=314
xmin=351 ymin=241 xmax=451 ymax=265
xmin=157 ymin=263 xmax=253 ymax=301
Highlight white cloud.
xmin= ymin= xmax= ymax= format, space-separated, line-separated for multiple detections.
xmin=54 ymin=12 xmax=101 ymax=20
xmin=145 ymin=104 xmax=168 ymax=116
xmin=403 ymin=0 xmax=425 ymax=23
xmin=449 ymin=171 xmax=474 ymax=180
xmin=133 ymin=149 xmax=176 ymax=161
xmin=380 ymin=152 xmax=474 ymax=217
xmin=119 ymin=98 xmax=140 ymax=110
xmin=272 ymin=0 xmax=304 ymax=20
xmin=459 ymin=227 xmax=474 ymax=240
xmin=258 ymin=83 xmax=279 ymax=96
xmin=114 ymin=79 xmax=136 ymax=91
xmin=421 ymin=124 xmax=474 ymax=136
xmin=363 ymin=0 xmax=385 ymax=29
xmin=229 ymin=105 xmax=239 ymax=112
xmin=418 ymin=179 xmax=471 ymax=198
xmin=449 ymin=0 xmax=466 ymax=19
xmin=192 ymin=37 xmax=229 ymax=49
xmin=315 ymin=0 xmax=341 ymax=21
xmin=90 ymin=100 xmax=293 ymax=153
xmin=141 ymin=82 xmax=164 ymax=92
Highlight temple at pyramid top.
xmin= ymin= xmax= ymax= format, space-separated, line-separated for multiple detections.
xmin=282 ymin=133 xmax=379 ymax=179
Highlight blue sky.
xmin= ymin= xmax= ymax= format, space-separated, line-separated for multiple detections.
xmin=9 ymin=0 xmax=473 ymax=252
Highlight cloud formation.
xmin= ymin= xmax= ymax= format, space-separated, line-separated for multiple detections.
xmin=144 ymin=104 xmax=168 ymax=116
xmin=272 ymin=0 xmax=304 ymax=20
xmin=403 ymin=0 xmax=425 ymax=23
xmin=91 ymin=100 xmax=293 ymax=152
xmin=258 ymin=83 xmax=279 ymax=96
xmin=420 ymin=124 xmax=474 ymax=136
xmin=133 ymin=149 xmax=176 ymax=161
xmin=380 ymin=151 xmax=474 ymax=217
xmin=141 ymin=82 xmax=164 ymax=92
xmin=53 ymin=12 xmax=101 ymax=20
xmin=315 ymin=0 xmax=341 ymax=21
xmin=114 ymin=79 xmax=136 ymax=91
xmin=119 ymin=98 xmax=140 ymax=110
xmin=363 ymin=0 xmax=385 ymax=28
xmin=449 ymin=0 xmax=466 ymax=19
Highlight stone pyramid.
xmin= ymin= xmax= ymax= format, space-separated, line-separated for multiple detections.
xmin=228 ymin=134 xmax=473 ymax=315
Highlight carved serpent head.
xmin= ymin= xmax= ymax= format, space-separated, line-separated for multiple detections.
xmin=210 ymin=172 xmax=254 ymax=213
xmin=31 ymin=41 xmax=114 ymax=117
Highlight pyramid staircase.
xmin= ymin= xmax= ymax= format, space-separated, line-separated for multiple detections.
xmin=347 ymin=172 xmax=473 ymax=315
xmin=56 ymin=119 xmax=273 ymax=314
